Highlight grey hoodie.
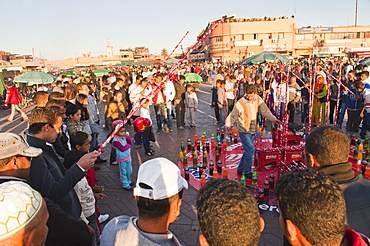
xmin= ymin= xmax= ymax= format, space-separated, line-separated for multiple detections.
xmin=101 ymin=215 xmax=182 ymax=246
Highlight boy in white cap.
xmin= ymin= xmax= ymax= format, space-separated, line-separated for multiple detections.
xmin=101 ymin=157 xmax=188 ymax=246
xmin=0 ymin=181 xmax=49 ymax=246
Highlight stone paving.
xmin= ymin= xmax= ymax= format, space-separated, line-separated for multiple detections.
xmin=0 ymin=83 xmax=284 ymax=246
xmin=96 ymin=83 xmax=284 ymax=246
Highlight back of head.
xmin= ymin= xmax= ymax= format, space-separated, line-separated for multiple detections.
xmin=34 ymin=91 xmax=49 ymax=107
xmin=305 ymin=126 xmax=350 ymax=166
xmin=133 ymin=158 xmax=188 ymax=221
xmin=246 ymin=84 xmax=258 ymax=94
xmin=197 ymin=178 xmax=261 ymax=246
xmin=276 ymin=169 xmax=346 ymax=246
xmin=0 ymin=181 xmax=48 ymax=246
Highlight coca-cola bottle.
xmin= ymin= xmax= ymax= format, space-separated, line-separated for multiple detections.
xmin=269 ymin=173 xmax=275 ymax=189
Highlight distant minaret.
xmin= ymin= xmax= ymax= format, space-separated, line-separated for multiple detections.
xmin=106 ymin=40 xmax=113 ymax=60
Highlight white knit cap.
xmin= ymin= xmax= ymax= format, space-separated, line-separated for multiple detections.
xmin=134 ymin=157 xmax=188 ymax=200
xmin=0 ymin=181 xmax=43 ymax=240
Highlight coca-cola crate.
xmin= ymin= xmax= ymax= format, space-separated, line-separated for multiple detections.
xmin=284 ymin=150 xmax=304 ymax=165
xmin=254 ymin=137 xmax=273 ymax=149
xmin=254 ymin=151 xmax=283 ymax=172
xmin=272 ymin=128 xmax=301 ymax=146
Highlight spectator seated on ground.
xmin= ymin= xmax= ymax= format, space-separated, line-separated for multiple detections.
xmin=305 ymin=126 xmax=370 ymax=237
xmin=197 ymin=178 xmax=264 ymax=246
xmin=276 ymin=169 xmax=370 ymax=246
xmin=0 ymin=181 xmax=49 ymax=246
xmin=101 ymin=157 xmax=188 ymax=246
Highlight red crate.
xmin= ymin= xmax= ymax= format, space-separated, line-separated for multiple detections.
xmin=272 ymin=128 xmax=301 ymax=146
xmin=254 ymin=138 xmax=273 ymax=149
xmin=284 ymin=150 xmax=304 ymax=164
xmin=254 ymin=151 xmax=283 ymax=171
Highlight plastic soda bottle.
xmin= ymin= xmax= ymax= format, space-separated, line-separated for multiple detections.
xmin=222 ymin=166 xmax=228 ymax=178
xmin=240 ymin=173 xmax=246 ymax=187
xmin=193 ymin=157 xmax=198 ymax=170
xmin=269 ymin=173 xmax=275 ymax=189
xmin=217 ymin=160 xmax=222 ymax=174
xmin=257 ymin=188 xmax=264 ymax=204
xmin=252 ymin=168 xmax=258 ymax=186
xmin=187 ymin=137 xmax=192 ymax=150
xmin=263 ymin=177 xmax=270 ymax=197
xmin=213 ymin=170 xmax=218 ymax=179
xmin=209 ymin=162 xmax=214 ymax=176
xmin=184 ymin=167 xmax=189 ymax=181
xmin=201 ymin=174 xmax=206 ymax=186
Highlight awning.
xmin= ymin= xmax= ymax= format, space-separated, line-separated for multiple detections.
xmin=315 ymin=54 xmax=332 ymax=57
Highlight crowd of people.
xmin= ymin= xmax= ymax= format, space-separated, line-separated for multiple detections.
xmin=0 ymin=57 xmax=370 ymax=245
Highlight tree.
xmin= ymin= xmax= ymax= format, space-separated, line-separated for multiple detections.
xmin=161 ymin=48 xmax=168 ymax=57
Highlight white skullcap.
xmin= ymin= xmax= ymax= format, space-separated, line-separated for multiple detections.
xmin=0 ymin=181 xmax=43 ymax=240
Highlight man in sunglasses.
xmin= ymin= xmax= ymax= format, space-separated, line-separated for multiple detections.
xmin=26 ymin=107 xmax=100 ymax=219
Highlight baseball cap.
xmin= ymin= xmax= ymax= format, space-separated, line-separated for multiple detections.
xmin=0 ymin=181 xmax=43 ymax=240
xmin=0 ymin=133 xmax=42 ymax=159
xmin=134 ymin=157 xmax=188 ymax=200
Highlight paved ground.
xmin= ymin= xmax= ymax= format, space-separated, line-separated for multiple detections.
xmin=0 ymin=83 xmax=284 ymax=245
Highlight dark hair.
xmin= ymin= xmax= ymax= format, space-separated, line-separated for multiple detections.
xmin=66 ymin=104 xmax=81 ymax=117
xmin=305 ymin=126 xmax=350 ymax=166
xmin=246 ymin=84 xmax=258 ymax=94
xmin=197 ymin=178 xmax=261 ymax=246
xmin=48 ymin=92 xmax=64 ymax=100
xmin=28 ymin=107 xmax=60 ymax=134
xmin=275 ymin=169 xmax=346 ymax=246
xmin=362 ymin=71 xmax=369 ymax=77
xmin=354 ymin=80 xmax=365 ymax=90
xmin=137 ymin=184 xmax=183 ymax=221
xmin=63 ymin=149 xmax=86 ymax=169
xmin=70 ymin=131 xmax=90 ymax=149
xmin=45 ymin=99 xmax=65 ymax=108
xmin=179 ymin=75 xmax=185 ymax=80
xmin=75 ymin=94 xmax=89 ymax=121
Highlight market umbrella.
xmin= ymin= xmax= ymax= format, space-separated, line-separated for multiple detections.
xmin=92 ymin=68 xmax=112 ymax=76
xmin=185 ymin=73 xmax=203 ymax=82
xmin=14 ymin=71 xmax=56 ymax=85
xmin=62 ymin=71 xmax=77 ymax=76
xmin=241 ymin=51 xmax=290 ymax=65
xmin=134 ymin=61 xmax=153 ymax=66
xmin=165 ymin=58 xmax=180 ymax=65
xmin=360 ymin=57 xmax=370 ymax=66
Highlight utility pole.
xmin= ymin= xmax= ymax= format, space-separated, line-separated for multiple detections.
xmin=355 ymin=0 xmax=359 ymax=26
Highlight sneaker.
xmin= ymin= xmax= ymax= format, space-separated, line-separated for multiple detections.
xmin=94 ymin=166 xmax=101 ymax=171
xmin=98 ymin=214 xmax=109 ymax=223
xmin=149 ymin=149 xmax=155 ymax=153
xmin=169 ymin=127 xmax=173 ymax=132
xmin=123 ymin=186 xmax=133 ymax=191
xmin=110 ymin=161 xmax=118 ymax=165
xmin=156 ymin=129 xmax=163 ymax=134
xmin=135 ymin=144 xmax=143 ymax=149
xmin=178 ymin=126 xmax=185 ymax=130
xmin=7 ymin=119 xmax=13 ymax=122
xmin=146 ymin=152 xmax=154 ymax=156
xmin=214 ymin=122 xmax=220 ymax=125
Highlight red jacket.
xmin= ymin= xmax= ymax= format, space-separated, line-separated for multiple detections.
xmin=150 ymin=83 xmax=166 ymax=105
xmin=5 ymin=87 xmax=22 ymax=105
xmin=344 ymin=228 xmax=370 ymax=246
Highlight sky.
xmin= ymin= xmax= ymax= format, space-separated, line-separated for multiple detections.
xmin=1 ymin=0 xmax=370 ymax=60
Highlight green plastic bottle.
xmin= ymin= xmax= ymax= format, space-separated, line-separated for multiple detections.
xmin=252 ymin=168 xmax=258 ymax=186
xmin=241 ymin=173 xmax=246 ymax=187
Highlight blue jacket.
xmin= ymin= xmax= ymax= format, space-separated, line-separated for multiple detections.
xmin=346 ymin=88 xmax=363 ymax=111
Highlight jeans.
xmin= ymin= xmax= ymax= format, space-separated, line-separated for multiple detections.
xmin=154 ymin=103 xmax=168 ymax=131
xmin=219 ymin=106 xmax=226 ymax=127
xmin=361 ymin=110 xmax=370 ymax=139
xmin=87 ymin=212 xmax=99 ymax=246
xmin=143 ymin=126 xmax=151 ymax=153
xmin=338 ymin=100 xmax=347 ymax=127
xmin=119 ymin=159 xmax=132 ymax=188
xmin=239 ymin=133 xmax=255 ymax=174
xmin=166 ymin=102 xmax=173 ymax=128
xmin=175 ymin=101 xmax=185 ymax=127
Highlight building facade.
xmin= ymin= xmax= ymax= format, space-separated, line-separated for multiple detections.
xmin=198 ymin=16 xmax=370 ymax=61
